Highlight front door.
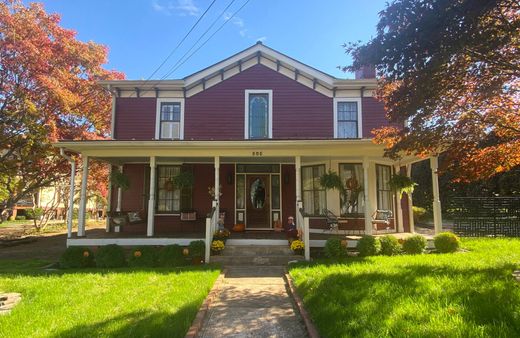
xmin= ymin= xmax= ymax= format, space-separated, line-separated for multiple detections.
xmin=246 ymin=175 xmax=270 ymax=229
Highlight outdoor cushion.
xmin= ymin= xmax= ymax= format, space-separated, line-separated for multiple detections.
xmin=127 ymin=212 xmax=142 ymax=223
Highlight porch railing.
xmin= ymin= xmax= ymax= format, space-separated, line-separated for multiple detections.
xmin=297 ymin=201 xmax=310 ymax=260
xmin=205 ymin=206 xmax=218 ymax=263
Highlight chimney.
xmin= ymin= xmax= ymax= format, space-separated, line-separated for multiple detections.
xmin=355 ymin=65 xmax=376 ymax=79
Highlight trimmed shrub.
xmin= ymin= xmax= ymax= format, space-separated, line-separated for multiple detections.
xmin=324 ymin=238 xmax=347 ymax=258
xmin=15 ymin=216 xmax=26 ymax=221
xmin=357 ymin=235 xmax=381 ymax=257
xmin=158 ymin=245 xmax=187 ymax=267
xmin=380 ymin=235 xmax=401 ymax=256
xmin=402 ymin=235 xmax=427 ymax=254
xmin=95 ymin=244 xmax=126 ymax=268
xmin=412 ymin=206 xmax=427 ymax=224
xmin=128 ymin=246 xmax=158 ymax=267
xmin=189 ymin=240 xmax=206 ymax=258
xmin=434 ymin=232 xmax=460 ymax=253
xmin=60 ymin=246 xmax=94 ymax=268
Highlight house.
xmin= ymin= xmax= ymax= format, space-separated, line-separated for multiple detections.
xmin=55 ymin=42 xmax=443 ymax=261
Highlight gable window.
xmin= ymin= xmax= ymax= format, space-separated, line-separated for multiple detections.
xmin=339 ymin=163 xmax=365 ymax=216
xmin=245 ymin=90 xmax=272 ymax=139
xmin=156 ymin=166 xmax=192 ymax=213
xmin=334 ymin=98 xmax=361 ymax=138
xmin=376 ymin=164 xmax=393 ymax=211
xmin=156 ymin=99 xmax=184 ymax=140
xmin=302 ymin=164 xmax=326 ymax=216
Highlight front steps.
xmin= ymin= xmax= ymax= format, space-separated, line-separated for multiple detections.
xmin=211 ymin=245 xmax=304 ymax=266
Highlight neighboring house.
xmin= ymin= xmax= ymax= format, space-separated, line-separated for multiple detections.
xmin=56 ymin=43 xmax=443 ymax=260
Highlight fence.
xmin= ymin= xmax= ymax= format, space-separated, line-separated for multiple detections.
xmin=452 ymin=197 xmax=520 ymax=237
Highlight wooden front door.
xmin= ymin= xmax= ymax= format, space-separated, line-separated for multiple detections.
xmin=246 ymin=175 xmax=270 ymax=228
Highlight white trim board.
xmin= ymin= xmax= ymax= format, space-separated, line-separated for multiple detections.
xmin=155 ymin=98 xmax=185 ymax=140
xmin=225 ymin=239 xmax=288 ymax=246
xmin=67 ymin=237 xmax=202 ymax=247
xmin=244 ymin=89 xmax=273 ymax=139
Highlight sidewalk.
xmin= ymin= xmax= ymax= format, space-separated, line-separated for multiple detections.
xmin=198 ymin=266 xmax=308 ymax=338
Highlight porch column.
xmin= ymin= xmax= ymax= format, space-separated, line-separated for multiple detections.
xmin=430 ymin=156 xmax=443 ymax=234
xmin=147 ymin=156 xmax=156 ymax=237
xmin=116 ymin=165 xmax=123 ymax=212
xmin=214 ymin=156 xmax=220 ymax=228
xmin=105 ymin=165 xmax=111 ymax=232
xmin=67 ymin=158 xmax=76 ymax=238
xmin=295 ymin=156 xmax=302 ymax=210
xmin=394 ymin=165 xmax=404 ymax=233
xmin=406 ymin=164 xmax=415 ymax=233
xmin=77 ymin=155 xmax=89 ymax=237
xmin=363 ymin=159 xmax=373 ymax=235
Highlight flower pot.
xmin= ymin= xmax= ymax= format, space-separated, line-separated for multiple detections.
xmin=293 ymin=249 xmax=304 ymax=255
xmin=211 ymin=250 xmax=222 ymax=256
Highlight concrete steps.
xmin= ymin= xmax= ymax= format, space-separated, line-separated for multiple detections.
xmin=211 ymin=245 xmax=304 ymax=266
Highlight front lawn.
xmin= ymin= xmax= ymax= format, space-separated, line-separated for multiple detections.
xmin=0 ymin=260 xmax=220 ymax=337
xmin=289 ymin=238 xmax=520 ymax=338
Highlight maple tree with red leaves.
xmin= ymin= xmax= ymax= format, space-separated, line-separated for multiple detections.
xmin=344 ymin=0 xmax=519 ymax=182
xmin=0 ymin=0 xmax=124 ymax=219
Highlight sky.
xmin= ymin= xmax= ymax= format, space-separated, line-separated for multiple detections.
xmin=33 ymin=0 xmax=388 ymax=80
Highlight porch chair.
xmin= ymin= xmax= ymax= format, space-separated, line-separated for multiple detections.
xmin=109 ymin=210 xmax=146 ymax=232
xmin=323 ymin=209 xmax=349 ymax=233
xmin=371 ymin=210 xmax=393 ymax=234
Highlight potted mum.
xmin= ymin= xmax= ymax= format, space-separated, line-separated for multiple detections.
xmin=213 ymin=229 xmax=230 ymax=243
xmin=290 ymin=240 xmax=305 ymax=255
xmin=211 ymin=240 xmax=225 ymax=255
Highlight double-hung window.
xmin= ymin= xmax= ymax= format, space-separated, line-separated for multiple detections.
xmin=156 ymin=166 xmax=192 ymax=213
xmin=302 ymin=165 xmax=326 ymax=216
xmin=245 ymin=90 xmax=272 ymax=139
xmin=339 ymin=163 xmax=365 ymax=216
xmin=157 ymin=99 xmax=183 ymax=140
xmin=376 ymin=164 xmax=393 ymax=211
xmin=334 ymin=99 xmax=361 ymax=138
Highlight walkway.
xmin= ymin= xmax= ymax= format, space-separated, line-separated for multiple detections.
xmin=198 ymin=266 xmax=308 ymax=338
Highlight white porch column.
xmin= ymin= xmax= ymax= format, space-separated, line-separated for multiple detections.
xmin=105 ymin=165 xmax=111 ymax=232
xmin=406 ymin=164 xmax=415 ymax=233
xmin=67 ymin=159 xmax=76 ymax=238
xmin=394 ymin=165 xmax=404 ymax=233
xmin=214 ymin=156 xmax=220 ymax=224
xmin=363 ymin=159 xmax=373 ymax=235
xmin=430 ymin=156 xmax=443 ymax=234
xmin=116 ymin=165 xmax=123 ymax=212
xmin=77 ymin=155 xmax=89 ymax=237
xmin=295 ymin=156 xmax=302 ymax=209
xmin=147 ymin=157 xmax=156 ymax=237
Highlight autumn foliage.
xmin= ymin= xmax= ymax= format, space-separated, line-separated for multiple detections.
xmin=345 ymin=0 xmax=519 ymax=181
xmin=0 ymin=1 xmax=124 ymax=214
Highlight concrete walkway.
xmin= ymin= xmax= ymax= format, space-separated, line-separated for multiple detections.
xmin=198 ymin=266 xmax=308 ymax=338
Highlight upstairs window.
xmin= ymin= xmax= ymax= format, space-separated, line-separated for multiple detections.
xmin=156 ymin=99 xmax=184 ymax=140
xmin=245 ymin=90 xmax=272 ymax=139
xmin=334 ymin=99 xmax=361 ymax=138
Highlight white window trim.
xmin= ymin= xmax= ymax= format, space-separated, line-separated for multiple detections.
xmin=155 ymin=98 xmax=185 ymax=140
xmin=244 ymin=89 xmax=273 ymax=139
xmin=333 ymin=97 xmax=363 ymax=139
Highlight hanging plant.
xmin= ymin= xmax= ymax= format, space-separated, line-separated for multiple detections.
xmin=388 ymin=174 xmax=417 ymax=197
xmin=319 ymin=170 xmax=344 ymax=191
xmin=110 ymin=170 xmax=130 ymax=191
xmin=172 ymin=171 xmax=194 ymax=190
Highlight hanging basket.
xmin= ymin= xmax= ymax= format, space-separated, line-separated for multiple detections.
xmin=388 ymin=174 xmax=417 ymax=197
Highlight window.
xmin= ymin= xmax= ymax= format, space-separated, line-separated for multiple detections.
xmin=334 ymin=99 xmax=361 ymax=138
xmin=339 ymin=163 xmax=364 ymax=216
xmin=245 ymin=90 xmax=272 ymax=139
xmin=302 ymin=165 xmax=326 ymax=216
xmin=376 ymin=164 xmax=393 ymax=211
xmin=156 ymin=99 xmax=184 ymax=140
xmin=156 ymin=166 xmax=192 ymax=213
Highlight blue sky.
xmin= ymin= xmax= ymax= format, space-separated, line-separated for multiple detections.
xmin=35 ymin=0 xmax=387 ymax=80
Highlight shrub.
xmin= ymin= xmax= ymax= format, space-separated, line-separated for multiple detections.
xmin=15 ymin=216 xmax=26 ymax=221
xmin=26 ymin=207 xmax=43 ymax=220
xmin=412 ymin=206 xmax=427 ymax=224
xmin=434 ymin=232 xmax=460 ymax=253
xmin=158 ymin=244 xmax=187 ymax=267
xmin=402 ymin=235 xmax=427 ymax=254
xmin=95 ymin=244 xmax=126 ymax=268
xmin=379 ymin=235 xmax=401 ymax=256
xmin=59 ymin=246 xmax=94 ymax=268
xmin=128 ymin=246 xmax=158 ymax=267
xmin=189 ymin=240 xmax=205 ymax=258
xmin=357 ymin=235 xmax=381 ymax=257
xmin=324 ymin=238 xmax=347 ymax=258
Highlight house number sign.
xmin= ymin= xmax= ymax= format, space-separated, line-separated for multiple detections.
xmin=252 ymin=151 xmax=263 ymax=156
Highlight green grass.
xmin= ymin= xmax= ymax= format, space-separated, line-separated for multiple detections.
xmin=0 ymin=260 xmax=220 ymax=337
xmin=289 ymin=238 xmax=520 ymax=338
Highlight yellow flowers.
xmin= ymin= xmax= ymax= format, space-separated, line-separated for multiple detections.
xmin=211 ymin=240 xmax=225 ymax=252
xmin=291 ymin=240 xmax=304 ymax=251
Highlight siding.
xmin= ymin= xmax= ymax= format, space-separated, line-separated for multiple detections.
xmin=185 ymin=64 xmax=333 ymax=140
xmin=114 ymin=98 xmax=156 ymax=140
xmin=362 ymin=97 xmax=392 ymax=138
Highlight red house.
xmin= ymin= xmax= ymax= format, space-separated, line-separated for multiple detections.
xmin=56 ymin=43 xmax=443 ymax=261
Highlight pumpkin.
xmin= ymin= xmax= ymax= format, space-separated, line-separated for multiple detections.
xmin=182 ymin=248 xmax=190 ymax=256
xmin=83 ymin=251 xmax=90 ymax=257
xmin=232 ymin=223 xmax=245 ymax=232
xmin=134 ymin=250 xmax=142 ymax=258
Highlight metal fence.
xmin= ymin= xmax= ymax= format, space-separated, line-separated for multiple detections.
xmin=452 ymin=197 xmax=520 ymax=237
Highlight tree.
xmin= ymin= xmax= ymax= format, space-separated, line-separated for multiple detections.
xmin=344 ymin=0 xmax=519 ymax=181
xmin=0 ymin=1 xmax=124 ymax=220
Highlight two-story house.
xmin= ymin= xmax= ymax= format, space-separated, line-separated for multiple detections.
xmin=56 ymin=42 xmax=443 ymax=261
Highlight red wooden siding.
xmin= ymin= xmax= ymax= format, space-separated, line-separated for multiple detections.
xmin=184 ymin=64 xmax=333 ymax=140
xmin=121 ymin=164 xmax=146 ymax=211
xmin=362 ymin=97 xmax=391 ymax=138
xmin=114 ymin=98 xmax=156 ymax=140
xmin=281 ymin=164 xmax=296 ymax=227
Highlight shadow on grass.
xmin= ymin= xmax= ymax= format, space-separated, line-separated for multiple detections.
xmin=52 ymin=301 xmax=201 ymax=338
xmin=291 ymin=260 xmax=520 ymax=337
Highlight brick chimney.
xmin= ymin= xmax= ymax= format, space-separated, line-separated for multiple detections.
xmin=355 ymin=65 xmax=376 ymax=79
